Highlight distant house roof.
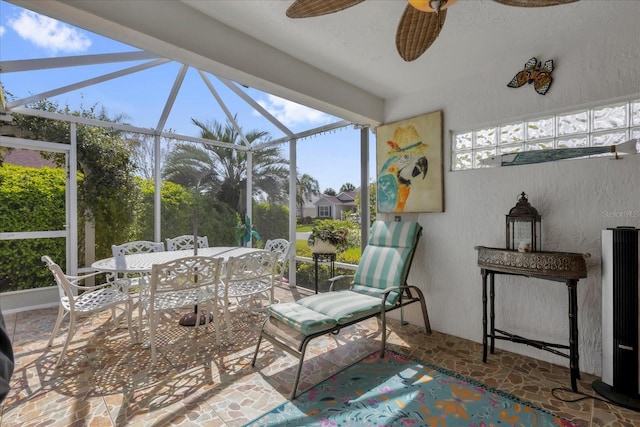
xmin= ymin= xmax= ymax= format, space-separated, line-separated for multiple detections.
xmin=336 ymin=190 xmax=357 ymax=202
xmin=302 ymin=193 xmax=321 ymax=208
xmin=4 ymin=149 xmax=55 ymax=168
xmin=316 ymin=191 xmax=357 ymax=208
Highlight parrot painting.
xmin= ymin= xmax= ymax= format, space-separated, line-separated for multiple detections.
xmin=377 ymin=125 xmax=429 ymax=213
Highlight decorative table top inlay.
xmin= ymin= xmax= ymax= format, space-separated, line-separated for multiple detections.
xmin=475 ymin=246 xmax=590 ymax=281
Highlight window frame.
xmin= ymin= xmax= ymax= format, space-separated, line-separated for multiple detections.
xmin=451 ymin=97 xmax=640 ymax=171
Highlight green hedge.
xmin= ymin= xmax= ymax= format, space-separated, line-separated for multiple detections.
xmin=0 ymin=164 xmax=67 ymax=291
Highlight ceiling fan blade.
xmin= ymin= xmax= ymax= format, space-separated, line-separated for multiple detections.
xmin=286 ymin=0 xmax=365 ymax=18
xmin=492 ymin=0 xmax=579 ymax=6
xmin=396 ymin=5 xmax=446 ymax=62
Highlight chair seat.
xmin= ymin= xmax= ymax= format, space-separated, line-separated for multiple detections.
xmin=223 ymin=279 xmax=271 ymax=299
xmin=269 ymin=303 xmax=337 ymax=335
xmin=140 ymin=288 xmax=213 ymax=312
xmin=61 ymin=288 xmax=131 ymax=313
xmin=297 ymin=290 xmax=395 ymax=326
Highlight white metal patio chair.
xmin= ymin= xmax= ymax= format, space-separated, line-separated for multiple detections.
xmin=220 ymin=250 xmax=277 ymax=334
xmin=111 ymin=240 xmax=165 ymax=291
xmin=166 ymin=235 xmax=209 ymax=251
xmin=41 ymin=255 xmax=135 ymax=367
xmin=139 ymin=256 xmax=223 ymax=365
xmin=264 ymin=238 xmax=292 ymax=284
xmin=112 ymin=240 xmax=165 ymax=257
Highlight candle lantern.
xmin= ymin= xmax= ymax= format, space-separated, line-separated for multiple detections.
xmin=506 ymin=192 xmax=541 ymax=252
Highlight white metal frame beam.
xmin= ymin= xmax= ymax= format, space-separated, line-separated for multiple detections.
xmin=1 ymin=51 xmax=160 ymax=73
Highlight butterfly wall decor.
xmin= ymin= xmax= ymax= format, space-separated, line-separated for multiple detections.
xmin=507 ymin=57 xmax=554 ymax=95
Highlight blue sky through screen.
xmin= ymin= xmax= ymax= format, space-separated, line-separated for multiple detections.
xmin=0 ymin=1 xmax=376 ymax=194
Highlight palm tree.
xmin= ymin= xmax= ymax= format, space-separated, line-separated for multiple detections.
xmin=340 ymin=182 xmax=356 ymax=192
xmin=296 ymin=173 xmax=320 ymax=220
xmin=163 ymin=117 xmax=289 ymax=213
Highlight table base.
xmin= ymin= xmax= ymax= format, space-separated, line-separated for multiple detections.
xmin=179 ymin=311 xmax=214 ymax=327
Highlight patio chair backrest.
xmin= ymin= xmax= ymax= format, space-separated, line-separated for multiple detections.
xmin=149 ymin=256 xmax=222 ymax=300
xmin=42 ymin=255 xmax=69 ymax=301
xmin=165 ymin=235 xmax=209 ymax=251
xmin=264 ymin=239 xmax=291 ymax=261
xmin=264 ymin=238 xmax=292 ymax=277
xmin=223 ymin=250 xmax=277 ymax=299
xmin=112 ymin=241 xmax=164 ymax=257
xmin=351 ymin=221 xmax=422 ymax=302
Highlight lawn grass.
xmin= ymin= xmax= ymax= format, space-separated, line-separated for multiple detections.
xmin=295 ymin=239 xmax=309 ymax=254
xmin=296 ymin=224 xmax=313 ymax=232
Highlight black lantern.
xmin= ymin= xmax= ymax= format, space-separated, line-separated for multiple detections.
xmin=506 ymin=192 xmax=541 ymax=252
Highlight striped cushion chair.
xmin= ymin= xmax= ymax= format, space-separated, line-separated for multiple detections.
xmin=252 ymin=220 xmax=431 ymax=398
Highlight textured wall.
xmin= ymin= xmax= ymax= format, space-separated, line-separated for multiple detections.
xmin=380 ymin=1 xmax=640 ymax=376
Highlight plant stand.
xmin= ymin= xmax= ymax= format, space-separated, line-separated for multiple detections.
xmin=313 ymin=252 xmax=336 ymax=294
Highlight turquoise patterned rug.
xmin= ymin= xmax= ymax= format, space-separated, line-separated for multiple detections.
xmin=245 ymin=350 xmax=580 ymax=427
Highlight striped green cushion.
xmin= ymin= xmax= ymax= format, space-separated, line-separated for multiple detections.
xmin=368 ymin=221 xmax=420 ymax=248
xmin=297 ymin=291 xmax=393 ymax=325
xmin=267 ymin=221 xmax=421 ymax=336
xmin=269 ymin=302 xmax=337 ymax=335
xmin=352 ymin=221 xmax=420 ymax=299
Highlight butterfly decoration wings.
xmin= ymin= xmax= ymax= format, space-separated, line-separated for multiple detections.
xmin=507 ymin=57 xmax=554 ymax=95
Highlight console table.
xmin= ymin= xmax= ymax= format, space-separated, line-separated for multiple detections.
xmin=475 ymin=246 xmax=590 ymax=391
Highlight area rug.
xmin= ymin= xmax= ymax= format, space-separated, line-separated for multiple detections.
xmin=245 ymin=350 xmax=580 ymax=427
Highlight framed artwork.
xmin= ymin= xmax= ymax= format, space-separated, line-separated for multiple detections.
xmin=376 ymin=110 xmax=443 ymax=213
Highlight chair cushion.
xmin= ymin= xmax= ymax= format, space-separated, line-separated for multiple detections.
xmin=368 ymin=221 xmax=420 ymax=248
xmin=269 ymin=302 xmax=337 ymax=335
xmin=351 ymin=221 xmax=420 ymax=304
xmin=297 ymin=290 xmax=394 ymax=326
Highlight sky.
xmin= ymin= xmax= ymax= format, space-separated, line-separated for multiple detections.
xmin=0 ymin=1 xmax=377 ymax=194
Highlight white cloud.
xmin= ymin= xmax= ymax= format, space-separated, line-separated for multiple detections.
xmin=0 ymin=25 xmax=5 ymax=37
xmin=257 ymin=94 xmax=332 ymax=128
xmin=8 ymin=10 xmax=91 ymax=53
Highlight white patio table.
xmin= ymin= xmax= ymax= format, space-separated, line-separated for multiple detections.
xmin=91 ymin=246 xmax=261 ymax=326
xmin=91 ymin=246 xmax=258 ymax=274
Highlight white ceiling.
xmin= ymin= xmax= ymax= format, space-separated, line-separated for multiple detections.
xmin=7 ymin=0 xmax=621 ymax=126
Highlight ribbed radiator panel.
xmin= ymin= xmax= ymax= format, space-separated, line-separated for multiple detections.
xmin=611 ymin=228 xmax=639 ymax=395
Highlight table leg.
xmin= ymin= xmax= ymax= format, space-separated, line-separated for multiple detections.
xmin=567 ymin=279 xmax=580 ymax=391
xmin=481 ymin=268 xmax=488 ymax=362
xmin=490 ymin=272 xmax=495 ymax=354
xmin=314 ymin=255 xmax=319 ymax=294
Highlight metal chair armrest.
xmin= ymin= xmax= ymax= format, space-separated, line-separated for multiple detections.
xmin=327 ymin=274 xmax=354 ymax=291
xmin=66 ymin=270 xmax=102 ymax=284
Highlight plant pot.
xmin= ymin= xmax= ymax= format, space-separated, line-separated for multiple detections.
xmin=311 ymin=240 xmax=337 ymax=254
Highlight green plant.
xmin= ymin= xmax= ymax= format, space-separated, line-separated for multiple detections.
xmin=235 ymin=214 xmax=261 ymax=246
xmin=307 ymin=220 xmax=348 ymax=251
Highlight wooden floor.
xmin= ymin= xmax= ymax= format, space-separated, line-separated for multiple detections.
xmin=1 ymin=284 xmax=638 ymax=426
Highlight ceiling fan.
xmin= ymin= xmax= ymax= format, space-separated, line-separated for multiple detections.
xmin=286 ymin=0 xmax=580 ymax=62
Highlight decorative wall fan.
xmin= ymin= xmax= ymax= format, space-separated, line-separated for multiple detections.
xmin=286 ymin=0 xmax=580 ymax=62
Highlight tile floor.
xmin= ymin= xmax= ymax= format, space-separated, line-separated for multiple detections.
xmin=2 ymin=284 xmax=639 ymax=426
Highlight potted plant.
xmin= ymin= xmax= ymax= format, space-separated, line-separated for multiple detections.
xmin=308 ymin=221 xmax=348 ymax=253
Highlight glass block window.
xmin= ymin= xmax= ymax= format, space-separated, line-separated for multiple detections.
xmin=452 ymin=97 xmax=640 ymax=171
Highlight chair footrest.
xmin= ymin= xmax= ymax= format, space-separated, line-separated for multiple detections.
xmin=269 ymin=302 xmax=337 ymax=336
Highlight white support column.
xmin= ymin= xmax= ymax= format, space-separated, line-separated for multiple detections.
xmin=69 ymin=123 xmax=78 ymax=275
xmin=154 ymin=134 xmax=162 ymax=243
xmin=289 ymin=138 xmax=297 ymax=287
xmin=360 ymin=127 xmax=370 ymax=251
xmin=246 ymin=151 xmax=253 ymax=248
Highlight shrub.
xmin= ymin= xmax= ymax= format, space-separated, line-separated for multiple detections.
xmin=0 ymin=164 xmax=66 ymax=290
